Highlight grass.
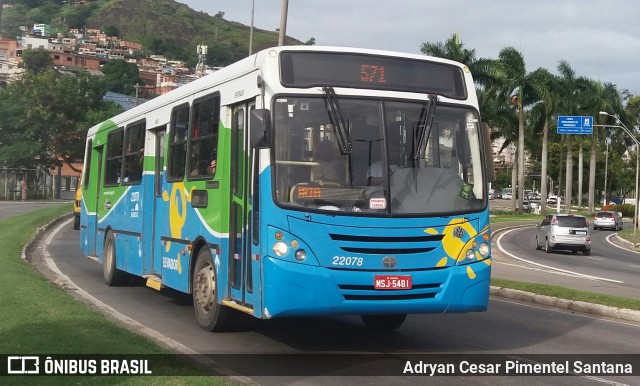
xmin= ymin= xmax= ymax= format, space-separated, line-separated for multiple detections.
xmin=491 ymin=278 xmax=640 ymax=311
xmin=0 ymin=204 xmax=233 ymax=386
xmin=614 ymin=226 xmax=640 ymax=245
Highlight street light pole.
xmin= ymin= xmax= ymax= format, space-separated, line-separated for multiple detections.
xmin=604 ymin=138 xmax=609 ymax=206
xmin=599 ymin=112 xmax=640 ymax=239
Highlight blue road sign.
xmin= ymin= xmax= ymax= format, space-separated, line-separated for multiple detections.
xmin=557 ymin=116 xmax=593 ymax=134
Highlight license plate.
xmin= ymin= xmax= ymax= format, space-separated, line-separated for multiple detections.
xmin=573 ymin=230 xmax=587 ymax=235
xmin=374 ymin=275 xmax=412 ymax=290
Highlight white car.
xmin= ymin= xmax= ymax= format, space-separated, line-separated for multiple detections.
xmin=593 ymin=211 xmax=623 ymax=231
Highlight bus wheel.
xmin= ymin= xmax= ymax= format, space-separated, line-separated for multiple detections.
xmin=361 ymin=314 xmax=407 ymax=331
xmin=193 ymin=248 xmax=234 ymax=331
xmin=103 ymin=231 xmax=129 ymax=286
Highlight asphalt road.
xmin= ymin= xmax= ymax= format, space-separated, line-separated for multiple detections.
xmin=493 ymin=224 xmax=640 ymax=300
xmin=0 ymin=200 xmax=68 ymax=220
xmin=31 ymin=218 xmax=640 ymax=385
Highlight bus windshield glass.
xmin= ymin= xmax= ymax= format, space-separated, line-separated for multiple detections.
xmin=273 ymin=97 xmax=486 ymax=215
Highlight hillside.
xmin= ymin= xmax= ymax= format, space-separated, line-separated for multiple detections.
xmin=1 ymin=0 xmax=303 ymax=66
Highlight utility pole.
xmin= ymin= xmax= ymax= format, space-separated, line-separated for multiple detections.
xmin=249 ymin=0 xmax=255 ymax=55
xmin=133 ymin=83 xmax=141 ymax=106
xmin=195 ymin=44 xmax=207 ymax=78
xmin=278 ymin=0 xmax=289 ymax=46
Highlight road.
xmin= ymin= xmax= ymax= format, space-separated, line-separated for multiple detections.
xmin=31 ymin=218 xmax=640 ymax=385
xmin=0 ymin=200 xmax=67 ymax=220
xmin=493 ymin=224 xmax=640 ymax=300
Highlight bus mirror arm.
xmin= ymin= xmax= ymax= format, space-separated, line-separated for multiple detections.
xmin=250 ymin=109 xmax=271 ymax=149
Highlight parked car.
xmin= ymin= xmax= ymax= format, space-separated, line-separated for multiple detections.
xmin=519 ymin=200 xmax=531 ymax=213
xmin=547 ymin=194 xmax=558 ymax=204
xmin=535 ymin=214 xmax=591 ymax=255
xmin=593 ymin=211 xmax=623 ymax=231
xmin=529 ymin=201 xmax=540 ymax=211
xmin=503 ymin=193 xmax=513 ymax=200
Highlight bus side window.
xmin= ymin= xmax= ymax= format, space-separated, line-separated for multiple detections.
xmin=123 ymin=120 xmax=145 ymax=184
xmin=168 ymin=104 xmax=190 ymax=181
xmin=104 ymin=129 xmax=124 ymax=186
xmin=189 ymin=94 xmax=220 ymax=178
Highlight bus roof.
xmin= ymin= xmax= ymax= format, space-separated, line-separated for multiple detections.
xmin=87 ymin=45 xmax=472 ymax=138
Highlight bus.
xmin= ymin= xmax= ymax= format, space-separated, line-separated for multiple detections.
xmin=79 ymin=46 xmax=494 ymax=332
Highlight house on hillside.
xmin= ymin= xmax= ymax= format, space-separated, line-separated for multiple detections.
xmin=0 ymin=37 xmax=23 ymax=85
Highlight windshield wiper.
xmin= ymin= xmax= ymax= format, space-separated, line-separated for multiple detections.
xmin=409 ymin=94 xmax=438 ymax=192
xmin=414 ymin=94 xmax=439 ymax=161
xmin=322 ymin=86 xmax=352 ymax=155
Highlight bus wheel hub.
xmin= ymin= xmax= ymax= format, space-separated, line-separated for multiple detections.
xmin=194 ymin=263 xmax=215 ymax=312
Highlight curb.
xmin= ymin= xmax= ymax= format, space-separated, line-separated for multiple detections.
xmin=21 ymin=216 xmax=640 ymax=331
xmin=490 ymin=287 xmax=640 ymax=324
xmin=489 ymin=221 xmax=640 ymax=324
xmin=612 ymin=234 xmax=640 ymax=251
xmin=21 ymin=212 xmax=73 ymax=261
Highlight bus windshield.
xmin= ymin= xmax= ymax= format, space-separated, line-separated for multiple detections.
xmin=273 ymin=96 xmax=486 ymax=215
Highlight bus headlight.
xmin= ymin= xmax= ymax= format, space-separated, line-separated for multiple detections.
xmin=273 ymin=241 xmax=289 ymax=256
xmin=478 ymin=242 xmax=490 ymax=257
xmin=295 ymin=249 xmax=307 ymax=261
xmin=465 ymin=249 xmax=475 ymax=261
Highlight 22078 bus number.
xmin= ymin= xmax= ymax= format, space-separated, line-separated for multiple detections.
xmin=332 ymin=256 xmax=364 ymax=266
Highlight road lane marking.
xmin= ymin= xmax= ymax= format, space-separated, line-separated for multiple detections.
xmin=605 ymin=233 xmax=640 ymax=254
xmin=496 ymin=228 xmax=623 ymax=284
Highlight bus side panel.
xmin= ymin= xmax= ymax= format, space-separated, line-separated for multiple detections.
xmin=96 ymin=185 xmax=144 ymax=277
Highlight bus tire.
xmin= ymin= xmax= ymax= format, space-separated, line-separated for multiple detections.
xmin=361 ymin=314 xmax=407 ymax=331
xmin=193 ymin=248 xmax=234 ymax=331
xmin=103 ymin=231 xmax=129 ymax=286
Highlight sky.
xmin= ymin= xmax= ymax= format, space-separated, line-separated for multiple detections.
xmin=178 ymin=0 xmax=640 ymax=96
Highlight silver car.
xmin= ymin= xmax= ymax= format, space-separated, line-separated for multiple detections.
xmin=593 ymin=211 xmax=623 ymax=231
xmin=535 ymin=214 xmax=591 ymax=255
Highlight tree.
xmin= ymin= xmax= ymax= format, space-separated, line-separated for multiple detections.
xmin=101 ymin=59 xmax=143 ymax=96
xmin=496 ymin=47 xmax=529 ymax=213
xmin=20 ymin=48 xmax=53 ymax=73
xmin=528 ymin=68 xmax=559 ymax=213
xmin=0 ymin=70 xmax=122 ymax=171
xmin=583 ymin=80 xmax=623 ymax=213
xmin=102 ymin=24 xmax=120 ymax=38
xmin=420 ymin=33 xmax=498 ymax=87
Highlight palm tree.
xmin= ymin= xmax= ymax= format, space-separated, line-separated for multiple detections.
xmin=495 ymin=47 xmax=528 ymax=213
xmin=421 ymin=33 xmax=499 ymax=87
xmin=528 ymin=68 xmax=559 ymax=213
xmin=583 ymin=80 xmax=623 ymax=213
xmin=555 ymin=61 xmax=589 ymax=211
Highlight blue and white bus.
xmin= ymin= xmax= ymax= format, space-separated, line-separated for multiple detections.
xmin=79 ymin=46 xmax=494 ymax=331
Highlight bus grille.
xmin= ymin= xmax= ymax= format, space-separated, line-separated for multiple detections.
xmin=329 ymin=233 xmax=443 ymax=255
xmin=338 ymin=283 xmax=442 ymax=301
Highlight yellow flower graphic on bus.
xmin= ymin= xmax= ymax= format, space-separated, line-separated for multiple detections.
xmin=427 ymin=218 xmax=490 ymax=279
xmin=163 ymin=182 xmax=188 ymax=252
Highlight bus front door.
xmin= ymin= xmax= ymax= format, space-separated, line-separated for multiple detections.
xmin=227 ymin=103 xmax=258 ymax=312
xmin=150 ymin=127 xmax=166 ymax=276
xmin=88 ymin=145 xmax=103 ymax=257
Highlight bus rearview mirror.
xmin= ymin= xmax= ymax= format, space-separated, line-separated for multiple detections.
xmin=250 ymin=109 xmax=271 ymax=149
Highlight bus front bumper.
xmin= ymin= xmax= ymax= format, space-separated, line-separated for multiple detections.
xmin=261 ymin=256 xmax=491 ymax=318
